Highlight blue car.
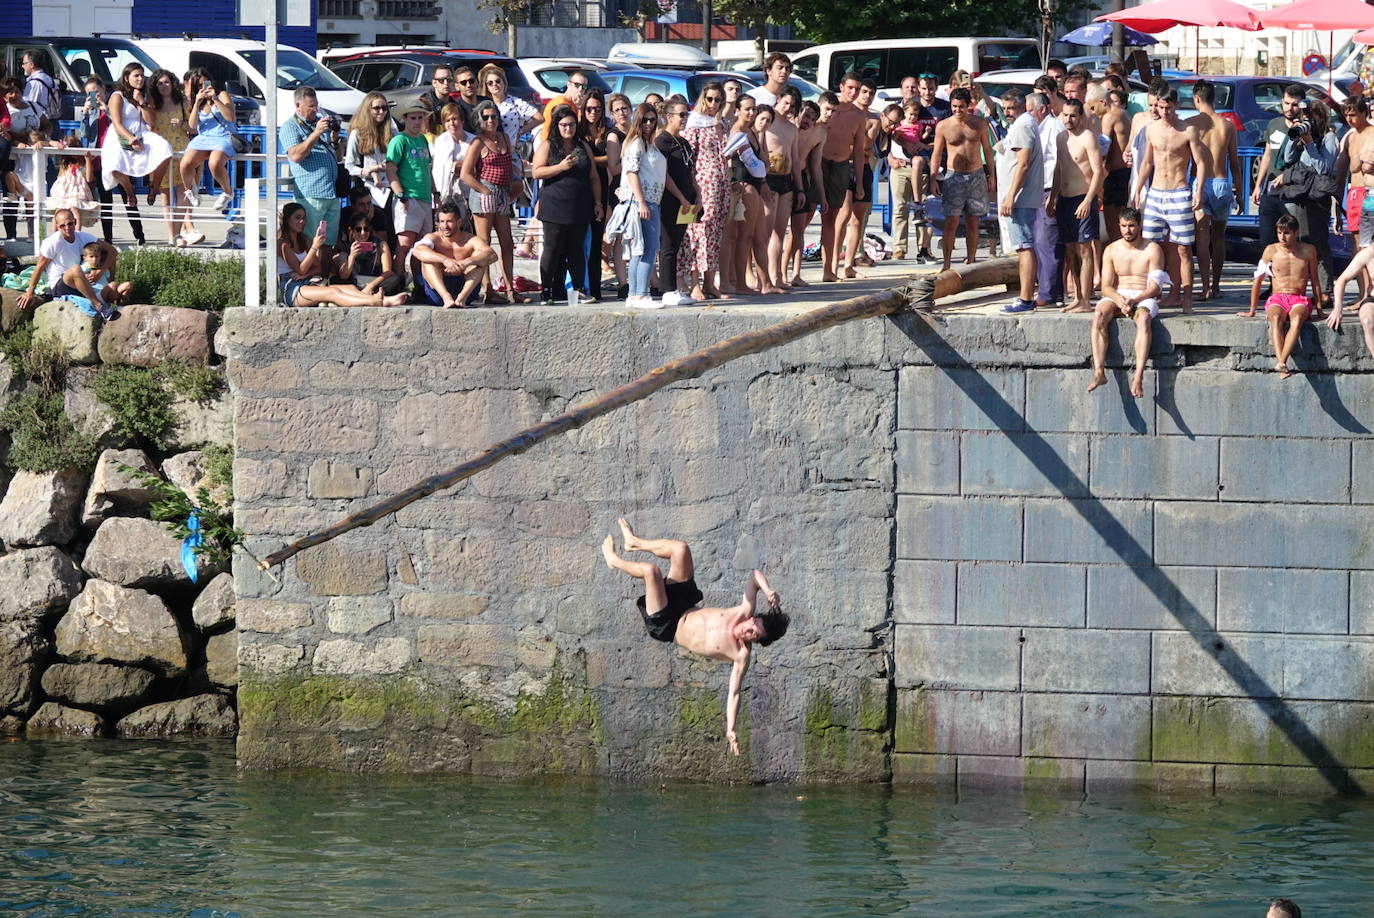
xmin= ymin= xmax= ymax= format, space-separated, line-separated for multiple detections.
xmin=599 ymin=69 xmax=757 ymax=105
xmin=1166 ymin=75 xmax=1345 ymax=149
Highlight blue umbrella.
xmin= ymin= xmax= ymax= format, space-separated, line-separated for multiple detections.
xmin=1059 ymin=22 xmax=1159 ymax=46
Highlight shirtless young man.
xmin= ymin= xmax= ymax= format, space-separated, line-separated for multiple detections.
xmin=602 ymin=520 xmax=789 ymax=757
xmin=784 ymin=100 xmax=826 ymax=286
xmin=410 ymin=200 xmax=497 ymax=308
xmin=1186 ymin=80 xmax=1241 ymax=301
xmin=818 ymin=72 xmax=870 ymax=282
xmin=1098 ymin=88 xmax=1132 ymax=242
xmin=763 ymin=86 xmax=805 ymax=290
xmin=1132 ymin=86 xmax=1207 ymax=313
xmin=843 ymin=80 xmax=881 ymax=277
xmin=1089 ymin=206 xmax=1166 ymax=398
xmin=1050 ymin=98 xmax=1105 ymax=313
xmin=1338 ymin=97 xmax=1374 ymax=307
xmin=1240 ymin=214 xmax=1318 ymax=379
xmin=931 ymin=88 xmax=995 ymax=271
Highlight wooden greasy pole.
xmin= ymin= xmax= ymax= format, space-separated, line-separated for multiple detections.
xmin=259 ymin=258 xmax=1018 ymax=570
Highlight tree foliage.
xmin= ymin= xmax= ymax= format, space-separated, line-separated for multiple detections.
xmin=788 ymin=0 xmax=1074 ymax=48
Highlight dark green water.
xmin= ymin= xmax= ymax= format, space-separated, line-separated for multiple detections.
xmin=2 ymin=740 xmax=1372 ymax=916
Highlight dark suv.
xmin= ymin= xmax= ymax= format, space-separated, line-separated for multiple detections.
xmin=326 ymin=49 xmax=537 ymax=112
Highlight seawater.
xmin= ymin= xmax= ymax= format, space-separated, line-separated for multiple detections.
xmin=3 ymin=740 xmax=1374 ymax=916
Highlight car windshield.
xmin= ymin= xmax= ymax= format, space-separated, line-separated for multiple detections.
xmin=538 ymin=69 xmax=613 ymax=94
xmin=1171 ymin=79 xmax=1234 ymax=110
xmin=241 ymin=49 xmax=352 ymax=91
xmin=61 ymin=42 xmax=160 ymax=86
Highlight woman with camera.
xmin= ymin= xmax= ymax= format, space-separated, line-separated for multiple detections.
xmin=531 ymin=104 xmax=602 ymax=304
xmin=179 ymin=68 xmax=238 ymax=213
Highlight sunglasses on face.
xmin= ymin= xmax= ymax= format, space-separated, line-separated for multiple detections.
xmin=457 ymin=78 xmax=475 ymax=85
xmin=434 ymin=76 xmax=453 ymax=83
xmin=569 ymin=81 xmax=588 ymax=89
xmin=481 ymin=112 xmax=500 ymax=121
xmin=642 ymin=117 xmax=657 ymax=124
xmin=370 ymin=104 xmax=388 ymax=111
xmin=486 ymin=78 xmax=503 ymax=85
xmin=703 ymin=95 xmax=721 ymax=103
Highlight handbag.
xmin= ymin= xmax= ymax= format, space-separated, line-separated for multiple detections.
xmin=212 ymin=109 xmax=249 ymax=155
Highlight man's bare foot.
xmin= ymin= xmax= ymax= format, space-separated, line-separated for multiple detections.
xmin=760 ymin=284 xmax=786 ymax=295
xmin=789 ymin=275 xmax=809 ymax=287
xmin=616 ymin=518 xmax=639 ymax=552
xmin=691 ymin=286 xmax=708 ymax=301
xmin=1087 ymin=370 xmax=1108 ymax=393
xmin=1197 ymin=285 xmax=1213 ymax=302
xmin=1181 ymin=301 xmax=1195 ymax=315
xmin=843 ymin=266 xmax=862 ymax=279
xmin=1130 ymin=374 xmax=1145 ymax=398
xmin=601 ymin=535 xmax=619 ymax=568
xmin=1062 ymin=301 xmax=1093 ymax=314
xmin=382 ymin=292 xmax=410 ymax=307
xmin=820 ymin=273 xmax=839 ymax=282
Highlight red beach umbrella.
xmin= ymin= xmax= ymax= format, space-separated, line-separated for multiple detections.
xmin=1094 ymin=0 xmax=1262 ymax=32
xmin=1257 ymin=0 xmax=1374 ymax=91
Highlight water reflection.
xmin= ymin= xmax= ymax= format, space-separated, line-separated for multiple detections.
xmin=2 ymin=741 xmax=1374 ymax=916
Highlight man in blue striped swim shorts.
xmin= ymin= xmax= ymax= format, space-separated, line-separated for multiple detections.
xmin=1131 ymin=86 xmax=1208 ymax=314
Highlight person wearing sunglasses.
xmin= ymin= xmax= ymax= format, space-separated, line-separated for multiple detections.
xmin=532 ymin=103 xmax=603 ymax=304
xmin=452 ymin=66 xmax=480 ymax=125
xmin=541 ymin=71 xmax=589 ymax=143
xmin=618 ymin=102 xmax=668 ymax=307
xmin=17 ymin=208 xmax=129 ymax=311
xmin=478 ymin=63 xmax=540 ymax=147
xmin=346 ymin=91 xmax=398 ymax=241
xmin=420 ymin=65 xmax=456 ymax=133
xmin=681 ymin=81 xmax=729 ymax=302
xmin=460 ymin=98 xmax=522 ymax=303
xmin=334 ymin=215 xmax=403 ymax=296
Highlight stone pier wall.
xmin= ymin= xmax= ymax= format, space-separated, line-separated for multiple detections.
xmin=224 ymin=305 xmax=1374 ymax=789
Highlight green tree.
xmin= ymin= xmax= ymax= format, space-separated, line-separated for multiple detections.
xmin=715 ymin=0 xmax=779 ymax=67
xmin=476 ymin=0 xmax=553 ymax=57
xmin=791 ymin=0 xmax=1071 ymax=48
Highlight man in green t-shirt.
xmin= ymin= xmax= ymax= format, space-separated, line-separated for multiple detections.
xmin=1250 ymin=86 xmax=1308 ymax=248
xmin=386 ymin=103 xmax=435 ymax=278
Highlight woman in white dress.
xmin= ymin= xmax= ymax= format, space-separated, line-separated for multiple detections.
xmin=101 ymin=62 xmax=172 ymax=231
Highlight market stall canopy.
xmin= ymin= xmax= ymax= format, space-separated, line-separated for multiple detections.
xmin=1094 ymin=0 xmax=1262 ymax=31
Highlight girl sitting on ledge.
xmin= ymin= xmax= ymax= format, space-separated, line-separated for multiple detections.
xmin=278 ymin=203 xmax=409 ymax=308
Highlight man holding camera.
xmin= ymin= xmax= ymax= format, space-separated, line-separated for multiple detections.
xmin=281 ymin=86 xmax=343 ymax=263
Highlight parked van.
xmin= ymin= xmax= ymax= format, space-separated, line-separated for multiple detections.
xmin=139 ymin=38 xmax=366 ymax=121
xmin=0 ymin=36 xmax=175 ymax=121
xmin=790 ymin=38 xmax=1041 ymax=94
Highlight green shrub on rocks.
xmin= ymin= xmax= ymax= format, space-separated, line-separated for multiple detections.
xmin=0 ymin=323 xmax=32 ymax=365
xmin=157 ymin=359 xmax=225 ymax=403
xmin=0 ymin=325 xmax=70 ymax=394
xmin=116 ymin=250 xmax=251 ymax=311
xmin=91 ymin=365 xmax=179 ymax=448
xmin=202 ymin=443 xmax=234 ymax=502
xmin=0 ymin=391 xmax=98 ymax=473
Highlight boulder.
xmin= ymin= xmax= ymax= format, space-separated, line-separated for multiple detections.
xmin=54 ymin=579 xmax=189 ymax=677
xmin=0 ymin=545 xmax=84 ymax=623
xmin=80 ymin=448 xmax=162 ymax=527
xmin=0 ymin=619 xmax=51 ymax=715
xmin=165 ymin=389 xmax=233 ymax=451
xmin=192 ymin=572 xmax=235 ymax=631
xmin=32 ymin=299 xmax=100 ymax=364
xmin=117 ymin=694 xmax=236 ymax=737
xmin=40 ymin=662 xmax=157 ymax=715
xmin=82 ymin=516 xmax=215 ymax=588
xmin=163 ymin=450 xmax=231 ymax=505
xmin=96 ymin=304 xmax=213 ymax=368
xmin=0 ymin=468 xmax=89 ymax=547
xmin=204 ymin=631 xmax=237 ymax=688
xmin=27 ymin=701 xmax=104 ymax=736
xmin=1 ymin=286 xmax=33 ymax=334
xmin=0 ymin=715 xmax=22 ymax=735
xmin=63 ymin=366 xmax=123 ymax=449
xmin=0 ymin=352 xmax=17 ymax=414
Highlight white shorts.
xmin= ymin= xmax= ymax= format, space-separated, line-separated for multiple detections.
xmin=1117 ymin=287 xmax=1159 ymax=319
xmin=394 ymin=197 xmax=433 ymax=235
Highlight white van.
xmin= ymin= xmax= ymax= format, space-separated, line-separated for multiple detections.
xmin=790 ymin=38 xmax=1041 ymax=95
xmin=140 ymin=38 xmax=367 ymax=121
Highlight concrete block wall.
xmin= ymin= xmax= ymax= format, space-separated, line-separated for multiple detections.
xmin=226 ymin=305 xmax=1374 ymax=789
xmin=890 ymin=312 xmax=1374 ymax=793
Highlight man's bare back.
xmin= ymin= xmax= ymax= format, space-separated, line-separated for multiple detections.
xmin=1102 ymin=106 xmax=1129 ymax=172
xmin=1187 ymin=109 xmax=1237 ymax=182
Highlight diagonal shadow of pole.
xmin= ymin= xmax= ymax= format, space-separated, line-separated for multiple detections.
xmin=895 ymin=318 xmax=1361 ymax=795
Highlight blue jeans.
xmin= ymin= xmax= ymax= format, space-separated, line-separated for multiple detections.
xmin=629 ymin=202 xmax=661 ymax=297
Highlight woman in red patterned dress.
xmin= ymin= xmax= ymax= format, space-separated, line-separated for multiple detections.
xmin=682 ymin=81 xmax=731 ymax=301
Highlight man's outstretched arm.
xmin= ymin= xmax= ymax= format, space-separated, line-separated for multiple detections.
xmin=726 ymin=653 xmax=749 ymax=756
xmin=743 ymin=569 xmax=779 ymax=612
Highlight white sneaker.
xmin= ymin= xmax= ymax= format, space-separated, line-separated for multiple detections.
xmin=181 ymin=230 xmax=206 ymax=246
xmin=183 ymin=188 xmax=200 ymax=207
xmin=660 ymin=290 xmax=683 ymax=307
xmin=626 ymin=295 xmax=662 ymax=309
xmin=212 ymin=193 xmax=233 ymax=212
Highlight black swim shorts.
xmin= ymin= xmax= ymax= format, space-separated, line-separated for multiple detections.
xmin=766 ymin=173 xmax=795 ymax=195
xmin=1103 ymin=167 xmax=1131 ymax=207
xmin=822 ymin=158 xmax=852 ymax=210
xmin=637 ymin=577 xmax=705 ymax=643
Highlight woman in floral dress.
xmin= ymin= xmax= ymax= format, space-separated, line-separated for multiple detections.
xmin=682 ymin=80 xmax=730 ymax=301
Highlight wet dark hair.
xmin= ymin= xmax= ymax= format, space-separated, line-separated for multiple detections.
xmin=755 ymin=608 xmax=790 ymax=647
xmin=1063 ymin=98 xmax=1084 ymax=114
xmin=438 ymin=199 xmax=464 ymax=217
xmin=1276 ymin=213 xmax=1300 ymax=232
xmin=1269 ymin=900 xmax=1301 ymax=918
xmin=950 ymin=87 xmax=972 ymax=105
xmin=1193 ymin=80 xmax=1215 ymax=105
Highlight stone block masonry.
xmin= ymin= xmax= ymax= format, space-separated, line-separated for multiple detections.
xmin=227 ymin=305 xmax=1374 ymax=789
